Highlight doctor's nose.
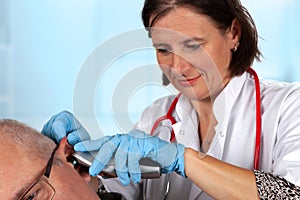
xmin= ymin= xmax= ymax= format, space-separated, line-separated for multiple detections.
xmin=171 ymin=53 xmax=192 ymax=74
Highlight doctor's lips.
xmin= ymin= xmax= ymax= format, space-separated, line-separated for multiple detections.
xmin=177 ymin=74 xmax=202 ymax=87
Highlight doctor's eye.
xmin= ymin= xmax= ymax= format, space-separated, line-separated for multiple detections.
xmin=157 ymin=48 xmax=172 ymax=56
xmin=185 ymin=44 xmax=200 ymax=51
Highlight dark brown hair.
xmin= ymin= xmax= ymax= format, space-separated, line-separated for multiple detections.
xmin=142 ymin=0 xmax=262 ymax=77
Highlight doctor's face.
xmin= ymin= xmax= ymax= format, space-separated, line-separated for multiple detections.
xmin=151 ymin=7 xmax=236 ymax=101
xmin=0 ymin=138 xmax=100 ymax=200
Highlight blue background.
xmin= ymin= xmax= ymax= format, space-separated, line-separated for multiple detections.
xmin=0 ymin=0 xmax=299 ymax=137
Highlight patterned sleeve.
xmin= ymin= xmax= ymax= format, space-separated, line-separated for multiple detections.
xmin=253 ymin=170 xmax=300 ymax=199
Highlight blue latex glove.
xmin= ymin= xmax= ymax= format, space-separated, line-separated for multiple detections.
xmin=41 ymin=111 xmax=90 ymax=145
xmin=74 ymin=129 xmax=185 ymax=186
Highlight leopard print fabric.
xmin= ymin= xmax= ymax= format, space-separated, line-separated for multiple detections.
xmin=254 ymin=170 xmax=300 ymax=199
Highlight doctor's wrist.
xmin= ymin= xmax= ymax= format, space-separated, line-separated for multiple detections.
xmin=184 ymin=148 xmax=205 ymax=178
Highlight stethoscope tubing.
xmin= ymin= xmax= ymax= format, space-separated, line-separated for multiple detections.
xmin=247 ymin=68 xmax=261 ymax=170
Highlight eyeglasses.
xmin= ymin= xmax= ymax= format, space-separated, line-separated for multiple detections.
xmin=19 ymin=146 xmax=59 ymax=200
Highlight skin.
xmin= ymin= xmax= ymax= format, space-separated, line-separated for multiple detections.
xmin=151 ymin=7 xmax=259 ymax=199
xmin=151 ymin=7 xmax=240 ymax=142
xmin=0 ymin=138 xmax=100 ymax=200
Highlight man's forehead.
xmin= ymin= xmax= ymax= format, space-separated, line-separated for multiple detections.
xmin=0 ymin=144 xmax=44 ymax=199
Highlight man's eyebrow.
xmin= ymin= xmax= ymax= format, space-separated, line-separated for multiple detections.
xmin=13 ymin=174 xmax=41 ymax=200
xmin=13 ymin=183 xmax=32 ymax=200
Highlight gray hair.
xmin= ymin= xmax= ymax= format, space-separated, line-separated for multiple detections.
xmin=0 ymin=119 xmax=56 ymax=161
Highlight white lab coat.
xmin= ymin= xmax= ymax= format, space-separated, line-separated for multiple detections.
xmin=101 ymin=71 xmax=300 ymax=200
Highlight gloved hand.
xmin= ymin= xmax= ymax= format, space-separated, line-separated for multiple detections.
xmin=42 ymin=111 xmax=91 ymax=145
xmin=74 ymin=129 xmax=185 ymax=186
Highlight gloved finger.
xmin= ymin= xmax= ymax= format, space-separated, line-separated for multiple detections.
xmin=114 ymin=135 xmax=130 ymax=186
xmin=67 ymin=128 xmax=91 ymax=146
xmin=58 ymin=111 xmax=79 ymax=132
xmin=52 ymin=111 xmax=84 ymax=134
xmin=52 ymin=123 xmax=68 ymax=144
xmin=42 ymin=111 xmax=74 ymax=143
xmin=116 ymin=171 xmax=130 ymax=186
xmin=127 ymin=134 xmax=143 ymax=183
xmin=45 ymin=120 xmax=68 ymax=143
xmin=74 ymin=136 xmax=112 ymax=152
xmin=89 ymin=159 xmax=107 ymax=177
xmin=41 ymin=114 xmax=63 ymax=143
xmin=89 ymin=135 xmax=121 ymax=176
xmin=128 ymin=152 xmax=142 ymax=183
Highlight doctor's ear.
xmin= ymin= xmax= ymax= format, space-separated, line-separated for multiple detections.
xmin=229 ymin=18 xmax=242 ymax=48
xmin=162 ymin=73 xmax=170 ymax=86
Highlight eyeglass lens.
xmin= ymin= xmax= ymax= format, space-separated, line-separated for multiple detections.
xmin=20 ymin=177 xmax=55 ymax=200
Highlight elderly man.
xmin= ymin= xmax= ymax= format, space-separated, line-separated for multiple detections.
xmin=0 ymin=119 xmax=101 ymax=200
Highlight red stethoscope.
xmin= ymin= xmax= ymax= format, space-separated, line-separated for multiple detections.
xmin=150 ymin=68 xmax=261 ymax=170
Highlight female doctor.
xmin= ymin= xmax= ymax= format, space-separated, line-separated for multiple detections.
xmin=42 ymin=0 xmax=300 ymax=199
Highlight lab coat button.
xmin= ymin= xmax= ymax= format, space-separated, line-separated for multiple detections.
xmin=179 ymin=130 xmax=185 ymax=135
xmin=220 ymin=131 xmax=224 ymax=137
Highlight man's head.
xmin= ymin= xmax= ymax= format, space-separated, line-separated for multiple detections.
xmin=0 ymin=119 xmax=100 ymax=200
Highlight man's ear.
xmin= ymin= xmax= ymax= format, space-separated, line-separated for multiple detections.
xmin=57 ymin=137 xmax=74 ymax=158
xmin=57 ymin=137 xmax=98 ymax=190
xmin=56 ymin=137 xmax=93 ymax=182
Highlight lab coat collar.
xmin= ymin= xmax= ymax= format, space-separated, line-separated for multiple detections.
xmin=209 ymin=72 xmax=248 ymax=158
xmin=213 ymin=72 xmax=248 ymax=131
xmin=171 ymin=72 xmax=248 ymax=153
xmin=172 ymin=95 xmax=200 ymax=150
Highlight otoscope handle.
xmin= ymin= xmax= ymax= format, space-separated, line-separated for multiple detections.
xmin=72 ymin=151 xmax=161 ymax=179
